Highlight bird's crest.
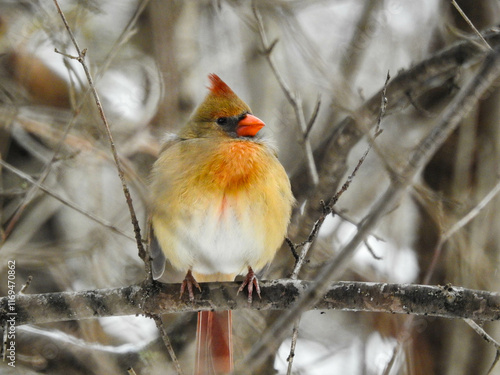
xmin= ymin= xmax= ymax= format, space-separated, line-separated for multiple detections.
xmin=208 ymin=74 xmax=235 ymax=97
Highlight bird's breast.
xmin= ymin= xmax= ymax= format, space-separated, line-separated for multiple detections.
xmin=151 ymin=137 xmax=292 ymax=278
xmin=201 ymin=140 xmax=265 ymax=192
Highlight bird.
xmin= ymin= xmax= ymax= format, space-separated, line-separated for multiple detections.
xmin=149 ymin=73 xmax=294 ymax=374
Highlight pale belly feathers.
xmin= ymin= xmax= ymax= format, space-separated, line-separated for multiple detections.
xmin=151 ymin=138 xmax=293 ymax=281
xmin=173 ymin=193 xmax=266 ymax=277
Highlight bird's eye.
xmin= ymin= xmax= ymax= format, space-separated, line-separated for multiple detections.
xmin=216 ymin=117 xmax=228 ymax=125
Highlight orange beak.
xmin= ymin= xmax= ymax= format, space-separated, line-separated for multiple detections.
xmin=236 ymin=114 xmax=265 ymax=137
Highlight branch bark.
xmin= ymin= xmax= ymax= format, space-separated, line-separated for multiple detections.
xmin=2 ymin=280 xmax=500 ymax=327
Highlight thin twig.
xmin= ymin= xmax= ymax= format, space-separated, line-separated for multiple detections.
xmin=332 ymin=209 xmax=386 ymax=242
xmin=305 ymin=95 xmax=322 ymax=139
xmin=284 ymin=72 xmax=388 ymax=374
xmin=289 ymin=72 xmax=388 ymax=279
xmin=423 ymin=178 xmax=500 ymax=285
xmin=152 ymin=315 xmax=184 ymax=375
xmin=52 ymin=0 xmax=148 ymax=273
xmin=284 ymin=237 xmax=299 ymax=262
xmin=451 ymin=0 xmax=493 ymax=51
xmin=443 ymin=179 xmax=500 ymax=243
xmin=93 ymin=0 xmax=151 ymax=81
xmin=286 ymin=322 xmax=300 ymax=375
xmin=19 ymin=276 xmax=33 ymax=295
xmin=252 ymin=3 xmax=319 ymax=186
xmin=465 ymin=319 xmax=500 ymax=374
xmin=364 ymin=240 xmax=382 ymax=260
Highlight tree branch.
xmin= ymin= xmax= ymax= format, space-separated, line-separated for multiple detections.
xmin=290 ymin=27 xmax=500 ymax=236
xmin=252 ymin=3 xmax=319 ymax=186
xmin=245 ymin=45 xmax=500 ymax=372
xmin=52 ymin=0 xmax=148 ymax=272
xmin=2 ymin=281 xmax=500 ymax=327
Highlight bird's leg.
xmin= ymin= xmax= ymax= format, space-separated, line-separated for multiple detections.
xmin=180 ymin=270 xmax=201 ymax=301
xmin=237 ymin=266 xmax=261 ymax=304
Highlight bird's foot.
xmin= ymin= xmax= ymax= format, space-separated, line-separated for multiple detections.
xmin=237 ymin=267 xmax=261 ymax=304
xmin=180 ymin=270 xmax=201 ymax=301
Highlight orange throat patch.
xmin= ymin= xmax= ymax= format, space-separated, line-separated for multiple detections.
xmin=206 ymin=140 xmax=265 ymax=192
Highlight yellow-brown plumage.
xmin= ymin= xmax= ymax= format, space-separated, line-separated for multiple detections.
xmin=150 ymin=74 xmax=293 ymax=283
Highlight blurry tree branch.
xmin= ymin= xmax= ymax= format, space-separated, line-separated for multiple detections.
xmin=252 ymin=3 xmax=320 ymax=186
xmin=289 ymin=27 xmax=500 ymax=233
xmin=339 ymin=0 xmax=383 ymax=87
xmin=1 ymin=0 xmax=151 ymax=245
xmin=2 ymin=281 xmax=500 ymax=327
xmin=52 ymin=0 xmax=148 ymax=273
xmin=246 ymin=42 xmax=500 ymax=372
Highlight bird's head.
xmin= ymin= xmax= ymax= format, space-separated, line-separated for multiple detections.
xmin=180 ymin=74 xmax=265 ymax=139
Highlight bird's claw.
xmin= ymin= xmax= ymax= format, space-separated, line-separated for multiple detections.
xmin=237 ymin=267 xmax=261 ymax=304
xmin=180 ymin=270 xmax=201 ymax=301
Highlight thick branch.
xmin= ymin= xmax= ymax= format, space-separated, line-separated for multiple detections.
xmin=1 ymin=281 xmax=500 ymax=327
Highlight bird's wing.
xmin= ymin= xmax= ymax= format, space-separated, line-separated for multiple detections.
xmin=150 ymin=227 xmax=167 ymax=280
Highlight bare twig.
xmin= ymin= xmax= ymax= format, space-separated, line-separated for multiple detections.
xmin=2 ymin=164 xmax=54 ymax=242
xmin=285 ymin=69 xmax=382 ymax=371
xmin=286 ymin=323 xmax=300 ymax=375
xmin=152 ymin=315 xmax=184 ymax=375
xmin=52 ymin=0 xmax=148 ymax=273
xmin=19 ymin=276 xmax=33 ymax=295
xmin=332 ymin=209 xmax=386 ymax=242
xmin=242 ymin=47 xmax=500 ymax=373
xmin=443 ymin=179 xmax=500 ymax=244
xmin=252 ymin=3 xmax=319 ymax=186
xmin=451 ymin=0 xmax=492 ymax=51
xmin=423 ymin=178 xmax=500 ymax=285
xmin=94 ymin=0 xmax=151 ymax=81
xmin=364 ymin=240 xmax=382 ymax=260
xmin=288 ymin=72 xmax=388 ymax=279
xmin=284 ymin=237 xmax=299 ymax=262
xmin=465 ymin=319 xmax=500 ymax=374
xmin=305 ymin=95 xmax=322 ymax=139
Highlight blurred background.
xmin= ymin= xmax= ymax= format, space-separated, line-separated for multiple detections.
xmin=1 ymin=0 xmax=500 ymax=374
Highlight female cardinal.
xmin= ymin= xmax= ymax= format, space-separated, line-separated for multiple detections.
xmin=150 ymin=74 xmax=294 ymax=374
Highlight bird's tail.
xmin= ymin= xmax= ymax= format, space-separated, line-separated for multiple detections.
xmin=195 ymin=310 xmax=233 ymax=375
